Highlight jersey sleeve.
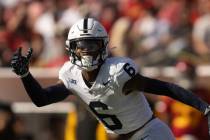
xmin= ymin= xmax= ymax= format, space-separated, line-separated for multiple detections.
xmin=59 ymin=61 xmax=71 ymax=89
xmin=113 ymin=57 xmax=139 ymax=93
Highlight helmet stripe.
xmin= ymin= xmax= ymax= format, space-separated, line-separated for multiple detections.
xmin=83 ymin=18 xmax=88 ymax=33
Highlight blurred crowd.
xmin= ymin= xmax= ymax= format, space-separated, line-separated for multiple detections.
xmin=0 ymin=102 xmax=33 ymax=140
xmin=1 ymin=0 xmax=210 ymax=140
xmin=0 ymin=0 xmax=210 ymax=67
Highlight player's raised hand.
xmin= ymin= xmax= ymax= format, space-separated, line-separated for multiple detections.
xmin=11 ymin=47 xmax=33 ymax=77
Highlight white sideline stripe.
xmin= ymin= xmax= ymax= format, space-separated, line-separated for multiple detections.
xmin=12 ymin=102 xmax=76 ymax=114
xmin=197 ymin=65 xmax=210 ymax=77
xmin=142 ymin=66 xmax=210 ymax=77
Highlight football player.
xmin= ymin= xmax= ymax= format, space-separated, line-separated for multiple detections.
xmin=11 ymin=18 xmax=210 ymax=140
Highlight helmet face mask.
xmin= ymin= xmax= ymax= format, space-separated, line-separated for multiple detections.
xmin=66 ymin=18 xmax=109 ymax=71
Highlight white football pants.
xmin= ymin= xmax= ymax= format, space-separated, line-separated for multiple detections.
xmin=130 ymin=118 xmax=175 ymax=140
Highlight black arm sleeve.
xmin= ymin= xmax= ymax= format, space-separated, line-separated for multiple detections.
xmin=21 ymin=73 xmax=70 ymax=107
xmin=136 ymin=74 xmax=209 ymax=114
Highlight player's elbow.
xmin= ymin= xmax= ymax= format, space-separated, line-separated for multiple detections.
xmin=33 ymin=102 xmax=46 ymax=107
xmin=32 ymin=100 xmax=48 ymax=107
xmin=34 ymin=103 xmax=45 ymax=107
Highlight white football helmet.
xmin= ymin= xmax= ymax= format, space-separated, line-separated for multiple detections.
xmin=66 ymin=18 xmax=109 ymax=71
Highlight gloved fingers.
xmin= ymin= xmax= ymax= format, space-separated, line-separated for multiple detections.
xmin=26 ymin=47 xmax=33 ymax=60
xmin=12 ymin=47 xmax=22 ymax=64
xmin=11 ymin=48 xmax=21 ymax=67
xmin=11 ymin=61 xmax=19 ymax=74
xmin=11 ymin=60 xmax=20 ymax=70
xmin=11 ymin=56 xmax=18 ymax=61
xmin=13 ymin=47 xmax=22 ymax=57
xmin=11 ymin=60 xmax=17 ymax=66
xmin=18 ymin=47 xmax=22 ymax=56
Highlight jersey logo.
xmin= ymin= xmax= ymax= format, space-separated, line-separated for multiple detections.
xmin=102 ymin=80 xmax=111 ymax=86
xmin=70 ymin=79 xmax=77 ymax=85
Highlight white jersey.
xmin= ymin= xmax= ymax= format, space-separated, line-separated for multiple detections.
xmin=59 ymin=57 xmax=153 ymax=134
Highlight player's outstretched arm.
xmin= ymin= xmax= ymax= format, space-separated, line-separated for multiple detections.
xmin=123 ymin=73 xmax=209 ymax=114
xmin=123 ymin=73 xmax=210 ymax=136
xmin=11 ymin=47 xmax=71 ymax=107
